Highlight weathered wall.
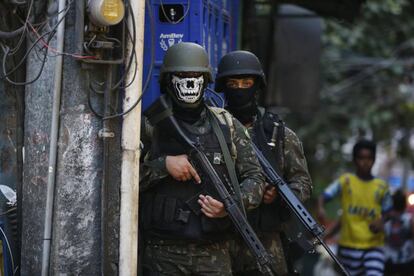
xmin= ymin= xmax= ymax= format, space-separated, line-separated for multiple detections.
xmin=22 ymin=2 xmax=120 ymax=275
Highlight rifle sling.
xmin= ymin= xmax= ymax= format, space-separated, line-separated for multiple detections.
xmin=208 ymin=109 xmax=246 ymax=216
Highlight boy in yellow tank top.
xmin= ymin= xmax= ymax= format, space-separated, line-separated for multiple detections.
xmin=317 ymin=140 xmax=392 ymax=276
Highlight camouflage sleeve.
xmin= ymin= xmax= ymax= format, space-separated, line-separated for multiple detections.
xmin=140 ymin=116 xmax=154 ymax=155
xmin=140 ymin=154 xmax=169 ymax=192
xmin=232 ymin=118 xmax=265 ymax=209
xmin=139 ymin=119 xmax=169 ymax=192
xmin=283 ymin=127 xmax=313 ymax=202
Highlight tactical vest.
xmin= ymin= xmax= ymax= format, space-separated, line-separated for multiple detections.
xmin=140 ymin=114 xmax=236 ymax=241
xmin=249 ymin=110 xmax=290 ymax=232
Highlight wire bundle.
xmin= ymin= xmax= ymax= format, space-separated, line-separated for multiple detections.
xmin=87 ymin=0 xmax=155 ymax=120
xmin=0 ymin=0 xmax=99 ymax=86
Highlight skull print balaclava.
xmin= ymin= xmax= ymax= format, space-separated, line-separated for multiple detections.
xmin=171 ymin=75 xmax=204 ymax=104
xmin=166 ymin=73 xmax=206 ymax=123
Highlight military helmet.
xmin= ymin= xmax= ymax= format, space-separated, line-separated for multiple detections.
xmin=215 ymin=50 xmax=266 ymax=92
xmin=160 ymin=42 xmax=213 ymax=83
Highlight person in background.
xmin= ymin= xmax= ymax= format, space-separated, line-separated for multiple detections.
xmin=215 ymin=50 xmax=313 ymax=275
xmin=318 ymin=139 xmax=393 ymax=276
xmin=383 ymin=189 xmax=414 ymax=276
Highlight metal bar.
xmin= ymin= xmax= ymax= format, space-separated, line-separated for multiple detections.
xmin=41 ymin=0 xmax=67 ymax=275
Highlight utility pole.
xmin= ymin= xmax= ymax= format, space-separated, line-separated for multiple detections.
xmin=119 ymin=0 xmax=145 ymax=274
xmin=22 ymin=1 xmax=122 ymax=274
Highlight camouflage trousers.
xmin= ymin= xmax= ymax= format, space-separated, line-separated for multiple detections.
xmin=230 ymin=231 xmax=289 ymax=276
xmin=142 ymin=239 xmax=232 ymax=276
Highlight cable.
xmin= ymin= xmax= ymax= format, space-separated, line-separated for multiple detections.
xmin=26 ymin=28 xmax=47 ymax=62
xmin=109 ymin=5 xmax=137 ymax=91
xmin=118 ymin=16 xmax=138 ymax=90
xmin=86 ymin=3 xmax=137 ymax=116
xmin=160 ymin=0 xmax=191 ymax=24
xmin=0 ymin=25 xmax=25 ymax=39
xmin=85 ymin=4 xmax=136 ymax=91
xmin=100 ymin=0 xmax=155 ymax=120
xmin=0 ymin=28 xmax=54 ymax=79
xmin=9 ymin=0 xmax=34 ymax=54
xmin=0 ymin=0 xmax=35 ymax=76
xmin=2 ymin=27 xmax=53 ymax=85
xmin=27 ymin=21 xmax=96 ymax=59
xmin=0 ymin=225 xmax=15 ymax=275
xmin=86 ymin=70 xmax=104 ymax=118
xmin=2 ymin=0 xmax=95 ymax=85
xmin=1 ymin=12 xmax=59 ymax=80
xmin=323 ymin=39 xmax=414 ymax=97
xmin=2 ymin=0 xmax=73 ymax=85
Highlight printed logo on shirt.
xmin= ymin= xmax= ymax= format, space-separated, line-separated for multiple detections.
xmin=348 ymin=204 xmax=376 ymax=219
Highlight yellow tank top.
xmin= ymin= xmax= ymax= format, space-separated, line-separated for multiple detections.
xmin=338 ymin=173 xmax=388 ymax=249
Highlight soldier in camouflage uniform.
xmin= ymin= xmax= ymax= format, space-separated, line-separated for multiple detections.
xmin=215 ymin=50 xmax=313 ymax=275
xmin=139 ymin=43 xmax=265 ymax=276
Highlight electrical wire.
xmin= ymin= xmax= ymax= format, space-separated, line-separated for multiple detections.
xmin=7 ymin=0 xmax=34 ymax=55
xmin=85 ymin=2 xmax=138 ymax=117
xmin=26 ymin=27 xmax=47 ymax=62
xmin=109 ymin=6 xmax=137 ymax=91
xmin=86 ymin=5 xmax=136 ymax=91
xmin=160 ymin=0 xmax=191 ymax=24
xmin=323 ymin=39 xmax=414 ymax=97
xmin=0 ymin=1 xmax=71 ymax=84
xmin=86 ymin=70 xmax=105 ymax=118
xmin=99 ymin=0 xmax=155 ymax=121
xmin=0 ymin=0 xmax=36 ymax=77
xmin=118 ymin=22 xmax=138 ymax=90
xmin=2 ymin=36 xmax=49 ymax=86
xmin=27 ymin=21 xmax=97 ymax=59
xmin=0 ymin=225 xmax=15 ymax=275
xmin=2 ymin=0 xmax=96 ymax=86
xmin=0 ymin=25 xmax=25 ymax=40
xmin=0 ymin=27 xmax=55 ymax=80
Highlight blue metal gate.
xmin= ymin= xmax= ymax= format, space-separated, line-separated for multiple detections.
xmin=142 ymin=0 xmax=240 ymax=111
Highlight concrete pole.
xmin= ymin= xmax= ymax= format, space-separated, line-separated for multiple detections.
xmin=22 ymin=1 xmax=119 ymax=274
xmin=119 ymin=0 xmax=145 ymax=275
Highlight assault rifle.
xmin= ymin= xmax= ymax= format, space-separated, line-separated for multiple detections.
xmin=252 ymin=143 xmax=350 ymax=276
xmin=146 ymin=96 xmax=277 ymax=276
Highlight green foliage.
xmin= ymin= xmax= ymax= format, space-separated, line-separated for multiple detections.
xmin=287 ymin=0 xmax=414 ymax=194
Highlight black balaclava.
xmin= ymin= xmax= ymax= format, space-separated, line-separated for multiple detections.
xmin=225 ymin=83 xmax=259 ymax=124
xmin=164 ymin=73 xmax=207 ymax=123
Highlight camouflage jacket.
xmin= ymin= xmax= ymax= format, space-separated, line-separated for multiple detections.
xmin=140 ymin=105 xmax=265 ymax=210
xmin=276 ymin=126 xmax=312 ymax=202
xmin=249 ymin=109 xmax=312 ymax=202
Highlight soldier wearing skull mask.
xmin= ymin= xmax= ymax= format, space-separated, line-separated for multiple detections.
xmin=139 ymin=42 xmax=265 ymax=275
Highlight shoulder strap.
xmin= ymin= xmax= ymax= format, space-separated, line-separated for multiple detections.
xmin=254 ymin=111 xmax=285 ymax=176
xmin=208 ymin=109 xmax=246 ymax=216
xmin=274 ymin=115 xmax=285 ymax=173
xmin=147 ymin=108 xmax=173 ymax=126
